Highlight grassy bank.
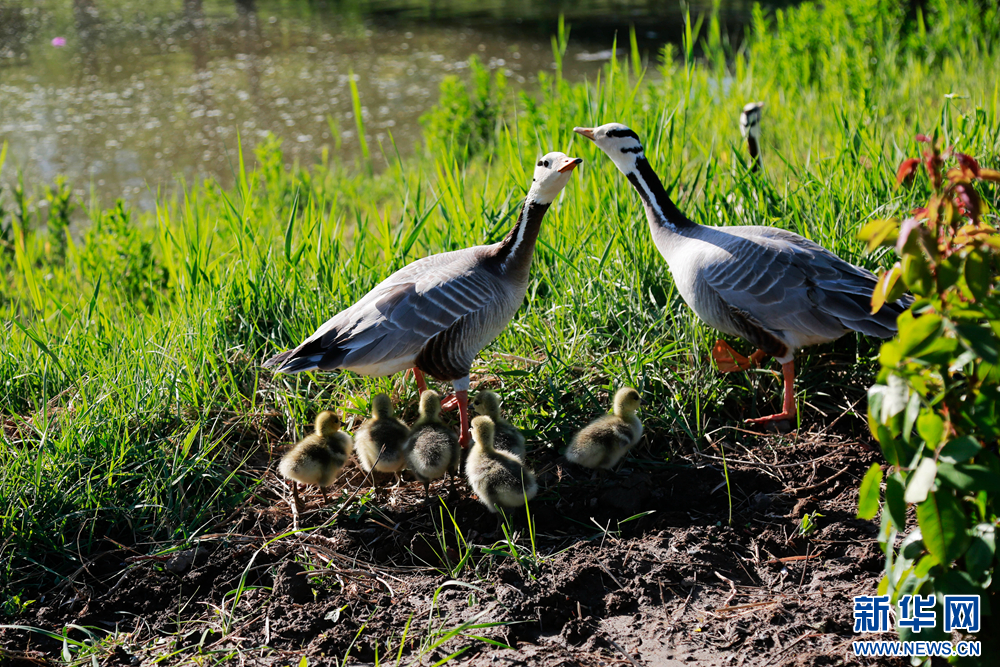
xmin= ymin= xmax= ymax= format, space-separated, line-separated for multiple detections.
xmin=2 ymin=0 xmax=999 ymax=608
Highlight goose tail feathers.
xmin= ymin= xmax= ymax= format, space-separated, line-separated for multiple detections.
xmin=263 ymin=336 xmax=347 ymax=374
xmin=838 ymin=292 xmax=914 ymax=339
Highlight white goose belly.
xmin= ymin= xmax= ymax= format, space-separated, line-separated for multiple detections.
xmin=665 ymin=241 xmax=749 ymax=339
xmin=341 ymin=356 xmax=418 ymax=378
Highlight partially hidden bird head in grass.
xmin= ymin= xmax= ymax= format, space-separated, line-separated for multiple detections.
xmin=314 ymin=411 xmax=343 ymax=436
xmin=529 ymin=152 xmax=582 ymax=203
xmin=740 ymin=101 xmax=764 ymax=140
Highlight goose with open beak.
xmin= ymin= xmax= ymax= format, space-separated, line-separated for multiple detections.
xmin=264 ymin=153 xmax=582 ymax=446
xmin=574 ymin=123 xmax=911 ymax=425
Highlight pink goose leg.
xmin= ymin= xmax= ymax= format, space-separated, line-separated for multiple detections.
xmin=411 ymin=368 xmax=429 ymax=393
xmin=411 ymin=370 xmax=470 ymax=447
xmin=440 ymin=377 xmax=472 ymax=448
xmin=453 ymin=390 xmax=471 ymax=448
xmin=747 ymin=360 xmax=797 ymax=424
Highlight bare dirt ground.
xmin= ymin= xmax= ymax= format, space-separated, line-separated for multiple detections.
xmin=2 ymin=416 xmax=902 ymax=666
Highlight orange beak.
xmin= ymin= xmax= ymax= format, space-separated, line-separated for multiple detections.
xmin=558 ymin=157 xmax=583 ymax=173
xmin=573 ymin=127 xmax=595 ymax=141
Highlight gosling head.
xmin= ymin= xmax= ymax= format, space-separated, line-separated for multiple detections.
xmin=315 ymin=411 xmax=343 ymax=436
xmin=528 ymin=152 xmax=583 ymax=205
xmin=371 ymin=393 xmax=394 ymax=418
xmin=418 ymin=389 xmax=442 ymax=419
xmin=573 ymin=122 xmax=645 ymax=172
xmin=612 ymin=387 xmax=641 ymax=417
xmin=471 ymin=390 xmax=501 ymax=419
xmin=739 ymin=102 xmax=764 ymax=140
xmin=471 ymin=415 xmax=496 ymax=450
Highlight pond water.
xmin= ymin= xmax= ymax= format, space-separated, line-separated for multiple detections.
xmin=0 ymin=0 xmax=774 ymax=210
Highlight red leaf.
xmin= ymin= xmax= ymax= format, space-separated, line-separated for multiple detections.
xmin=954 ymin=184 xmax=981 ymax=220
xmin=955 ymin=152 xmax=981 ymax=177
xmin=916 ymin=134 xmax=932 ymax=144
xmin=896 ymin=158 xmax=920 ymax=185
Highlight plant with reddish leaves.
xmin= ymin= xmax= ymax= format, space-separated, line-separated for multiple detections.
xmin=856 ymin=134 xmax=999 ymax=653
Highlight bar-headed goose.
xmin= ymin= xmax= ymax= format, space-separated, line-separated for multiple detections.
xmin=279 ymin=411 xmax=353 ymax=511
xmin=465 ymin=415 xmax=537 ymax=514
xmin=264 ymin=153 xmax=583 ymax=447
xmin=740 ymin=102 xmax=764 ymax=173
xmin=566 ymin=387 xmax=642 ymax=469
xmin=470 ymin=390 xmax=526 ymax=461
xmin=574 ymin=123 xmax=912 ymax=424
xmin=354 ymin=393 xmax=409 ymax=484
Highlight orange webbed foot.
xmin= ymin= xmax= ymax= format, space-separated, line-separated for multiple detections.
xmin=746 ymin=410 xmax=796 ymax=425
xmin=712 ymin=340 xmax=752 ymax=372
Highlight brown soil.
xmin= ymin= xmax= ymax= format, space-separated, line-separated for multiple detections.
xmin=1 ymin=424 xmax=901 ymax=667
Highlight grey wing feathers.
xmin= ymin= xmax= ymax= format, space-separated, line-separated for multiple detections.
xmin=704 ymin=226 xmax=910 ymax=343
xmin=265 ymin=246 xmax=506 ymax=373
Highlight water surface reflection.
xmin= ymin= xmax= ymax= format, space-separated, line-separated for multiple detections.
xmin=0 ymin=0 xmax=770 ymax=209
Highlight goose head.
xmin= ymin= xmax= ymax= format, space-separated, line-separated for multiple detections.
xmin=528 ymin=152 xmax=582 ymax=204
xmin=315 ymin=410 xmax=343 ymax=436
xmin=371 ymin=393 xmax=395 ymax=418
xmin=471 ymin=390 xmax=501 ymax=420
xmin=740 ymin=102 xmax=764 ymax=140
xmin=573 ymin=123 xmax=645 ymax=171
xmin=418 ymin=389 xmax=442 ymax=420
xmin=471 ymin=415 xmax=496 ymax=450
xmin=612 ymin=387 xmax=641 ymax=418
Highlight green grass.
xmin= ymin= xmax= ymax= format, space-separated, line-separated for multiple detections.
xmin=1 ymin=0 xmax=999 ymax=619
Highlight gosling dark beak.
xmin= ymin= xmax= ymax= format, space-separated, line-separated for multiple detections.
xmin=573 ymin=127 xmax=595 ymax=141
xmin=558 ymin=157 xmax=583 ymax=173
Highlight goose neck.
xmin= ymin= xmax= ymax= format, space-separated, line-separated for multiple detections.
xmin=747 ymin=136 xmax=761 ymax=172
xmin=494 ymin=197 xmax=550 ymax=276
xmin=625 ymin=157 xmax=696 ymax=234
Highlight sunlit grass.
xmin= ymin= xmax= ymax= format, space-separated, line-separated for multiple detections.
xmin=1 ymin=0 xmax=998 ymax=623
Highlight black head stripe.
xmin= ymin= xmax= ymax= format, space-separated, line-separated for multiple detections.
xmin=606 ymin=127 xmax=641 ymax=142
xmin=620 ymin=145 xmax=643 ymax=154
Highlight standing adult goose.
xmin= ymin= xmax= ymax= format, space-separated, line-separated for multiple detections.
xmin=740 ymin=102 xmax=764 ymax=173
xmin=573 ymin=123 xmax=912 ymax=424
xmin=263 ymin=153 xmax=583 ymax=446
